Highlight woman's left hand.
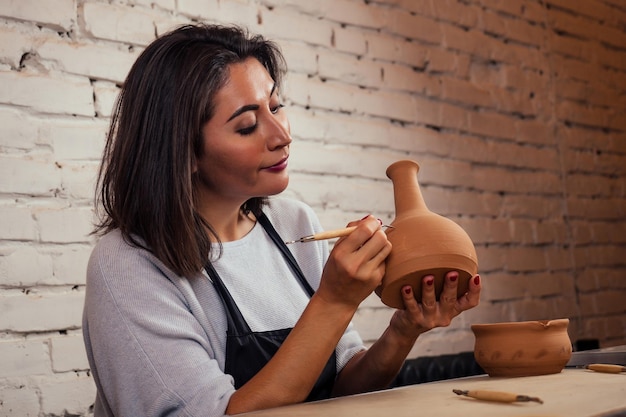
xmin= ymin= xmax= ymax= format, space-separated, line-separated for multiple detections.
xmin=389 ymin=272 xmax=481 ymax=341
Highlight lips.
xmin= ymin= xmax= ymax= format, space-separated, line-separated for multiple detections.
xmin=264 ymin=156 xmax=288 ymax=172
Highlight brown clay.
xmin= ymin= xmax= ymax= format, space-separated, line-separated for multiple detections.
xmin=471 ymin=319 xmax=573 ymax=377
xmin=376 ymin=160 xmax=478 ymax=309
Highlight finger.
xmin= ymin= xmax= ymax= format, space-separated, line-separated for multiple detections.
xmin=401 ymin=285 xmax=422 ymax=315
xmin=361 ymin=229 xmax=392 ymax=262
xmin=458 ymin=274 xmax=481 ymax=311
xmin=440 ymin=271 xmax=460 ymax=314
xmin=338 ymin=215 xmax=381 ymax=250
xmin=420 ymin=275 xmax=436 ymax=310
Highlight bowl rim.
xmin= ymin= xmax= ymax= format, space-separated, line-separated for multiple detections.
xmin=471 ymin=318 xmax=570 ymax=331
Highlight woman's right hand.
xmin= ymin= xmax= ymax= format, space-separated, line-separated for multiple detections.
xmin=316 ymin=215 xmax=392 ymax=309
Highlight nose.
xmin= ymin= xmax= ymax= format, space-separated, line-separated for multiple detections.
xmin=266 ymin=112 xmax=291 ymax=150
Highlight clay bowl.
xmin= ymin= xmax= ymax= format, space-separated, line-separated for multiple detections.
xmin=471 ymin=319 xmax=572 ymax=377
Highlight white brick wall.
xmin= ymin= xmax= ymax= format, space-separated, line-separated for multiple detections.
xmin=1 ymin=0 xmax=625 ymax=415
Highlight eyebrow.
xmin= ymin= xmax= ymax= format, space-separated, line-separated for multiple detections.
xmin=225 ymin=83 xmax=278 ymax=123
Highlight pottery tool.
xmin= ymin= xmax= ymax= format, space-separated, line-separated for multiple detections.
xmin=453 ymin=389 xmax=544 ymax=404
xmin=285 ymin=225 xmax=393 ymax=244
xmin=585 ymin=364 xmax=626 ymax=374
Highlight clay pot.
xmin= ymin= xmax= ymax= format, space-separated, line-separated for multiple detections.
xmin=376 ymin=160 xmax=478 ymax=309
xmin=471 ymin=319 xmax=573 ymax=377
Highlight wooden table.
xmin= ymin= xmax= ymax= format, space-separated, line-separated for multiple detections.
xmin=240 ymin=369 xmax=626 ymax=417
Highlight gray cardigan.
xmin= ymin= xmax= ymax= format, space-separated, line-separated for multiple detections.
xmin=82 ymin=197 xmax=364 ymax=416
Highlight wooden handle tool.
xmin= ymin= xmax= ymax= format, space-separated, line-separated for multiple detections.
xmin=585 ymin=364 xmax=626 ymax=374
xmin=285 ymin=226 xmax=357 ymax=244
xmin=453 ymin=389 xmax=544 ymax=404
xmin=285 ymin=225 xmax=394 ymax=244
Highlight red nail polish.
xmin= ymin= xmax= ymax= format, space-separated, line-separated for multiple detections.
xmin=474 ymin=275 xmax=480 ymax=285
xmin=404 ymin=286 xmax=411 ymax=295
xmin=377 ymin=218 xmax=383 ymax=225
xmin=360 ymin=214 xmax=370 ymax=220
xmin=426 ymin=277 xmax=434 ymax=286
xmin=449 ymin=273 xmax=458 ymax=282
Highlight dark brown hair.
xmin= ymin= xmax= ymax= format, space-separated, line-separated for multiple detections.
xmin=94 ymin=24 xmax=287 ymax=277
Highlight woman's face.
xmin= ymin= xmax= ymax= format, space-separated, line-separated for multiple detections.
xmin=196 ymin=58 xmax=291 ymax=207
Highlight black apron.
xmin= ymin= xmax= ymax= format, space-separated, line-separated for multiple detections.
xmin=205 ymin=212 xmax=337 ymax=402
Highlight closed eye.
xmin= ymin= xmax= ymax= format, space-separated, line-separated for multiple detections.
xmin=237 ymin=125 xmax=256 ymax=136
xmin=271 ymin=103 xmax=285 ymax=114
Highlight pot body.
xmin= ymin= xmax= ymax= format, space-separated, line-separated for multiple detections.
xmin=376 ymin=160 xmax=478 ymax=309
xmin=471 ymin=319 xmax=573 ymax=377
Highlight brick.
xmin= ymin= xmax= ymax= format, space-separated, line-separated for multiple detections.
xmin=82 ymin=2 xmax=157 ymax=46
xmin=431 ymin=0 xmax=480 ymax=28
xmin=0 ymin=24 xmax=39 ymax=69
xmin=567 ymin=196 xmax=625 ymax=221
xmin=290 ymin=140 xmax=396 ymax=181
xmin=549 ymin=32 xmax=594 ymax=62
xmin=502 ymin=195 xmax=563 ymax=218
xmin=546 ymin=0 xmax=622 ymax=25
xmin=133 ymin=0 xmax=176 ymax=10
xmin=52 ymin=245 xmax=92 ymax=286
xmin=579 ymin=290 xmax=626 ymax=315
xmin=325 ymin=0 xmax=386 ymax=29
xmin=38 ymin=373 xmax=96 ymax=417
xmin=0 ymin=245 xmax=55 ymax=287
xmin=0 ymin=155 xmax=62 ymax=196
xmin=0 ymin=385 xmax=40 ymax=416
xmin=439 ymin=76 xmax=492 ymax=108
xmin=59 ymin=160 xmax=101 ymax=200
xmin=37 ymin=37 xmax=139 ymax=83
xmin=499 ymin=13 xmax=545 ymax=47
xmin=592 ymin=222 xmax=626 ymax=244
xmin=421 ymin=188 xmax=501 ymax=218
xmin=412 ymin=95 xmax=443 ymax=126
xmin=279 ymin=40 xmax=318 ymax=74
xmin=455 ymin=217 xmax=511 ymax=245
xmin=389 ymin=10 xmax=442 ymax=45
xmin=547 ymin=6 xmax=626 ymax=49
xmin=50 ymin=334 xmax=90 ymax=372
xmin=39 ymin=119 xmax=107 ymax=161
xmin=0 ymin=0 xmax=75 ymax=31
xmin=0 ymin=290 xmax=84 ymax=332
xmin=503 ymin=247 xmax=548 ymax=272
xmin=595 ymin=43 xmax=626 ymax=72
xmin=0 ymin=206 xmax=37 ymax=241
xmin=427 ymin=47 xmax=470 ymax=76
xmin=0 ymin=70 xmax=94 ymax=116
xmin=566 ymin=173 xmax=619 ymax=198
xmin=516 ymin=119 xmax=555 ymax=146
xmin=259 ymin=8 xmax=333 ymax=47
xmin=288 ymin=172 xmax=394 ymax=214
xmin=366 ymin=32 xmax=429 ymax=68
xmin=317 ymin=50 xmax=382 ymax=87
xmin=535 ymin=221 xmax=569 ymax=245
xmin=467 ymin=110 xmax=517 ymax=140
xmin=0 ymin=108 xmax=38 ymax=150
xmin=0 ymin=338 xmax=52 ymax=379
xmin=288 ymin=106 xmax=394 ymax=151
xmin=36 ymin=206 xmax=94 ymax=244
xmin=332 ymin=26 xmax=368 ymax=56
xmin=442 ymin=24 xmax=493 ymax=60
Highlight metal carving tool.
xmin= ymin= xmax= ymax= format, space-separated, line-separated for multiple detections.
xmin=453 ymin=389 xmax=544 ymax=404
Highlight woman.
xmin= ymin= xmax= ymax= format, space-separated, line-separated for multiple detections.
xmin=82 ymin=23 xmax=481 ymax=417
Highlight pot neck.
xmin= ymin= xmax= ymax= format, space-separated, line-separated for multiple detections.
xmin=386 ymin=160 xmax=427 ymax=217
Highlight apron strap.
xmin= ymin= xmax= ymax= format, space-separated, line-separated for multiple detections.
xmin=204 ymin=261 xmax=245 ymax=333
xmin=256 ymin=212 xmax=316 ymax=297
